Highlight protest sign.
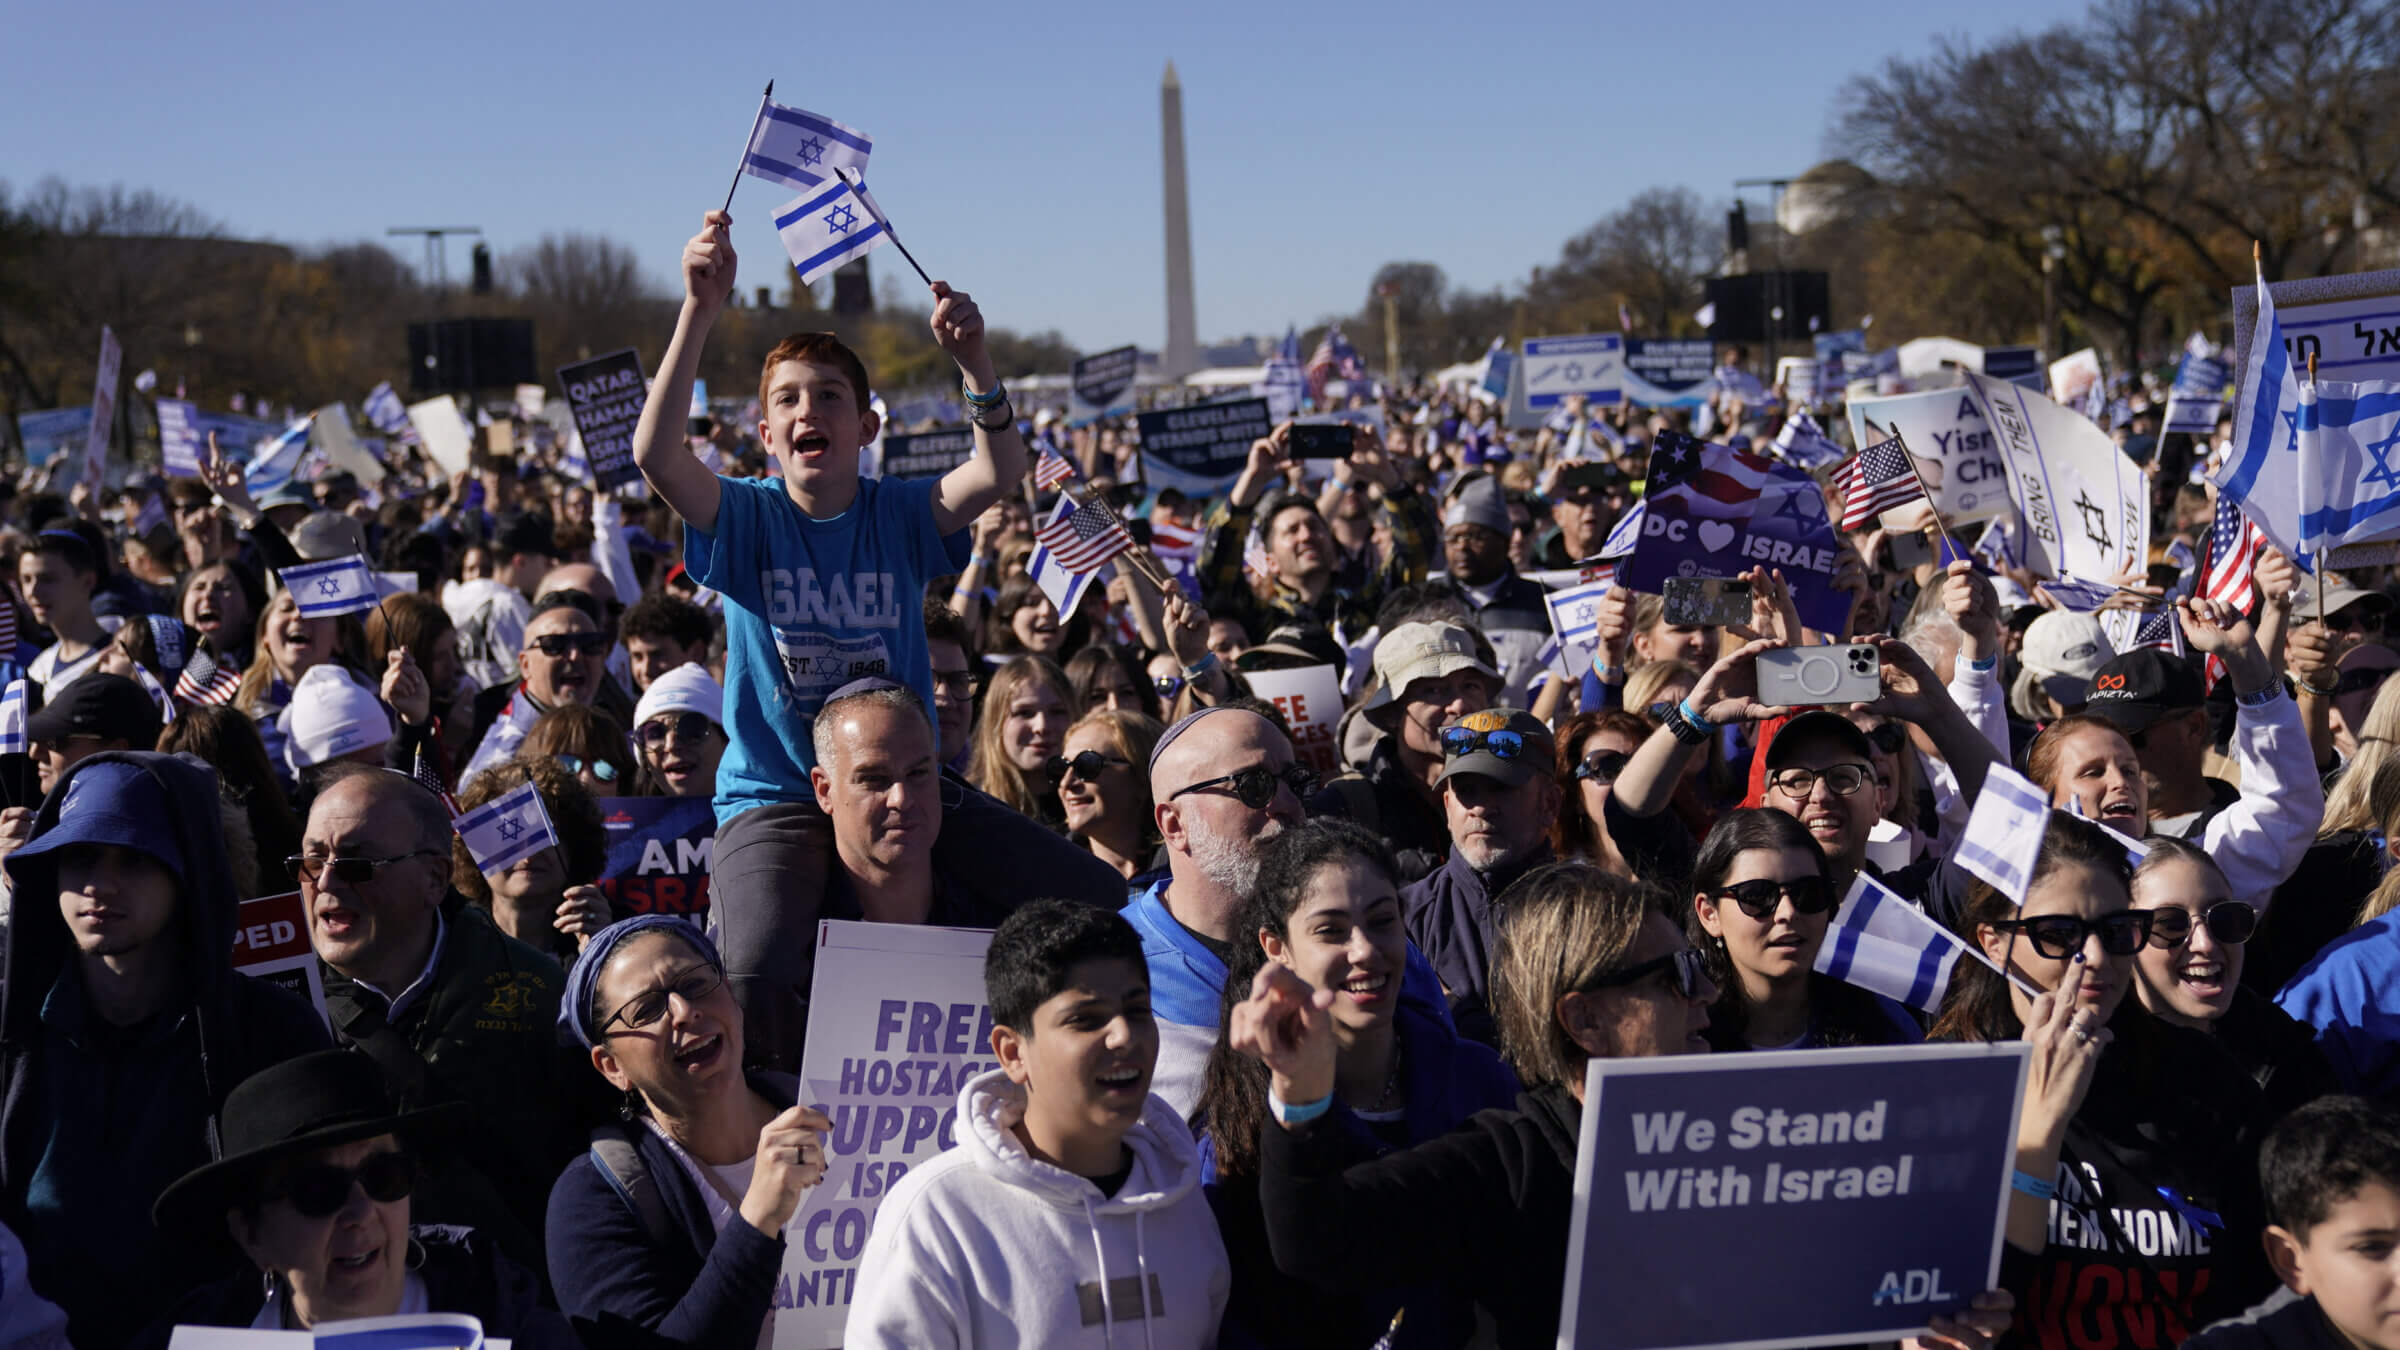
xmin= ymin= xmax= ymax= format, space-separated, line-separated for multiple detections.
xmin=1071 ymin=345 xmax=1140 ymax=421
xmin=81 ymin=326 xmax=121 ymax=490
xmin=595 ymin=797 xmax=714 ymax=920
xmin=1260 ymin=354 xmax=1305 ymax=421
xmin=1623 ymin=339 xmax=1715 ymax=407
xmin=1242 ymin=664 xmax=1344 ymax=776
xmin=514 ymin=383 xmax=547 ymax=419
xmin=1963 ymin=372 xmax=2150 ymax=581
xmin=1845 ymin=389 xmax=2008 ymax=527
xmin=1561 ymin=1043 xmax=2028 ymax=1350
xmin=1135 ymin=396 xmax=1272 ymax=496
xmin=1480 ymin=345 xmax=1516 ymax=402
xmin=309 ymin=403 xmax=387 ymax=484
xmin=1777 ymin=357 xmax=1825 ymax=405
xmin=157 ymin=398 xmax=203 ymax=477
xmin=1623 ymin=432 xmax=1849 ymax=633
xmin=877 ymin=428 xmax=976 ymax=479
xmin=2233 ymin=265 xmax=2400 ymax=388
xmin=1524 ymin=335 xmax=1624 ymax=408
xmin=1981 ymin=346 xmax=2043 ymax=389
xmin=406 ymin=395 xmax=476 ymax=477
xmin=1814 ymin=329 xmax=1868 ymax=363
xmin=231 ymin=891 xmax=328 ymax=1028
xmin=2048 ymin=349 xmax=2104 ymax=409
xmin=2161 ymin=350 xmax=2230 ymax=436
xmin=556 ymin=349 xmax=648 ymax=491
xmin=786 ymin=921 xmax=997 ymax=1347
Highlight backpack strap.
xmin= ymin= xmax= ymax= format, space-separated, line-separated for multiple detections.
xmin=588 ymin=1124 xmax=675 ymax=1248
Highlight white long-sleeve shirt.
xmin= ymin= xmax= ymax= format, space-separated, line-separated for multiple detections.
xmin=2197 ymin=688 xmax=2324 ymax=904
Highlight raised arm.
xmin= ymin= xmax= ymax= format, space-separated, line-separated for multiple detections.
xmin=631 ymin=212 xmax=733 ymax=534
xmin=930 ymin=283 xmax=1029 ymax=535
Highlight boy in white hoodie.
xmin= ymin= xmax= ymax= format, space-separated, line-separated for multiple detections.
xmin=845 ymin=901 xmax=1229 ymax=1349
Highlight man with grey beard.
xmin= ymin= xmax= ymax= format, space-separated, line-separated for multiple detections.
xmin=1125 ymin=704 xmax=1455 ymax=1120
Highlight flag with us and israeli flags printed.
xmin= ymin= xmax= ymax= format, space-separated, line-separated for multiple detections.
xmin=1813 ymin=873 xmax=1972 ymax=1013
xmin=279 ymin=555 xmax=380 ymax=619
xmin=454 ymin=778 xmax=558 ymax=874
xmin=742 ymin=98 xmax=872 ymax=192
xmin=2102 ymin=604 xmax=2186 ymax=658
xmin=774 ymin=177 xmax=889 ymax=285
xmin=1953 ymin=765 xmax=2050 ymax=905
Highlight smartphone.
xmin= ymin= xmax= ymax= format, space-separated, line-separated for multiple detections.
xmin=1663 ymin=576 xmax=1754 ymax=628
xmin=1289 ymin=423 xmax=1354 ymax=459
xmin=1756 ymin=643 xmax=1883 ymax=708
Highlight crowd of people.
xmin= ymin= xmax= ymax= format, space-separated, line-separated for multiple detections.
xmin=1 ymin=204 xmax=2397 ymax=1350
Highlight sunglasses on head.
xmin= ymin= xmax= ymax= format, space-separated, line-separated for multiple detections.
xmin=1169 ymin=762 xmax=1316 ymax=809
xmin=1587 ymin=946 xmax=1709 ymax=999
xmin=1048 ymin=750 xmax=1130 ymax=782
xmin=1574 ymin=751 xmax=1630 ymax=784
xmin=531 ymin=632 xmax=611 ymax=658
xmin=1711 ymin=876 xmax=1837 ymax=921
xmin=2145 ymin=901 xmax=2257 ymax=949
xmin=557 ymin=754 xmax=619 ymax=782
xmin=1991 ymin=911 xmax=2156 ymax=960
xmin=1441 ymin=727 xmax=1535 ymax=761
xmin=290 ymin=851 xmax=437 ymax=886
xmin=638 ymin=711 xmax=717 ymax=747
xmin=269 ymin=1149 xmax=416 ymax=1220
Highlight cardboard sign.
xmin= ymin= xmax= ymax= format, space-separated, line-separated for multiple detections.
xmin=406 ymin=396 xmax=476 ymax=478
xmin=1845 ymin=389 xmax=2010 ymax=527
xmin=595 ymin=797 xmax=714 ymax=921
xmin=1962 ymin=372 xmax=2150 ymax=581
xmin=82 ymin=326 xmax=121 ymax=489
xmin=556 ymin=349 xmax=648 ymax=491
xmin=1622 ymin=432 xmax=1849 ymax=633
xmin=1524 ymin=335 xmax=1624 ymax=408
xmin=1135 ymin=397 xmax=1272 ymax=497
xmin=231 ymin=891 xmax=328 ymax=1028
xmin=878 ymin=428 xmax=976 ymax=479
xmin=1560 ymin=1043 xmax=2029 ymax=1350
xmin=2048 ymin=349 xmax=2104 ymax=409
xmin=1071 ymin=345 xmax=1140 ymax=420
xmin=1241 ymin=664 xmax=1344 ymax=776
xmin=1624 ymin=339 xmax=1715 ymax=407
xmin=784 ymin=921 xmax=998 ymax=1347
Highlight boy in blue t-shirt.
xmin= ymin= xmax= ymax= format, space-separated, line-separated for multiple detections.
xmin=630 ymin=209 xmax=1028 ymax=1068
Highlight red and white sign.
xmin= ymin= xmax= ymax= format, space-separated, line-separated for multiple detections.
xmin=232 ymin=890 xmax=328 ymax=1028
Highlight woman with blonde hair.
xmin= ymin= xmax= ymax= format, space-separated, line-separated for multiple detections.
xmin=969 ymin=655 xmax=1074 ymax=830
xmin=1053 ymin=707 xmax=1165 ymax=883
xmin=234 ymin=587 xmax=373 ymax=788
xmin=2247 ymin=674 xmax=2400 ymax=992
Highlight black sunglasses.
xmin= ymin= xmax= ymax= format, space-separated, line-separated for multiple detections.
xmin=2323 ymin=608 xmax=2389 ymax=635
xmin=1574 ymin=751 xmax=1630 ymax=784
xmin=531 ymin=631 xmax=612 ymax=658
xmin=638 ymin=711 xmax=718 ymax=747
xmin=290 ymin=851 xmax=438 ymax=886
xmin=1711 ymin=876 xmax=1838 ymax=921
xmin=1991 ymin=911 xmax=2156 ymax=960
xmin=1441 ymin=727 xmax=1532 ymax=760
xmin=270 ymin=1149 xmax=416 ymax=1219
xmin=1049 ymin=750 xmax=1130 ymax=783
xmin=1169 ymin=762 xmax=1316 ymax=809
xmin=603 ymin=964 xmax=727 ymax=1033
xmin=2144 ymin=901 xmax=2257 ymax=949
xmin=1587 ymin=947 xmax=1709 ymax=999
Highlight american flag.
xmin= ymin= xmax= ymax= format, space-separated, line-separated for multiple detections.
xmin=1034 ymin=497 xmax=1136 ymax=573
xmin=1830 ymin=433 xmax=1928 ymax=531
xmin=2103 ymin=605 xmax=2187 ymax=659
xmin=1149 ymin=516 xmax=1204 ymax=563
xmin=1618 ymin=302 xmax=1634 ymax=333
xmin=1305 ymin=326 xmax=1364 ymax=400
xmin=2198 ymin=494 xmax=2266 ymax=688
xmin=413 ymin=743 xmax=460 ymax=816
xmin=1645 ymin=430 xmax=1775 ymax=521
xmin=1034 ymin=445 xmax=1078 ymax=491
xmin=172 ymin=649 xmax=243 ymax=707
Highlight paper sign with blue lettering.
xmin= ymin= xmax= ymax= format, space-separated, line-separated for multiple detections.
xmin=1624 ymin=339 xmax=1716 ymax=407
xmin=1845 ymin=389 xmax=2009 ymax=526
xmin=786 ymin=920 xmax=997 ymax=1347
xmin=1524 ymin=335 xmax=1624 ymax=408
xmin=1560 ymin=1043 xmax=2029 ymax=1350
xmin=1963 ymin=372 xmax=2150 ymax=581
xmin=1622 ymin=431 xmax=1849 ymax=634
xmin=1136 ymin=397 xmax=1273 ymax=496
xmin=595 ymin=797 xmax=714 ymax=921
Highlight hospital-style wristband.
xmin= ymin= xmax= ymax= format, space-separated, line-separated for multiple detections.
xmin=2011 ymin=1169 xmax=2058 ymax=1200
xmin=1268 ymin=1089 xmax=1333 ymax=1126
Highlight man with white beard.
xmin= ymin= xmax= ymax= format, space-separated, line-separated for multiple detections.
xmin=1126 ymin=705 xmax=1453 ymax=1121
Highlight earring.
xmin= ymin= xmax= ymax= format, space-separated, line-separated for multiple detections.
xmin=261 ymin=1267 xmax=276 ymax=1302
xmin=406 ymin=1235 xmax=427 ymax=1271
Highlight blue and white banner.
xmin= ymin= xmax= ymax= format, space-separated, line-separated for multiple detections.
xmin=454 ymin=779 xmax=559 ymax=875
xmin=245 ymin=418 xmax=313 ymax=497
xmin=1962 ymin=372 xmax=2150 ymax=582
xmin=773 ymin=178 xmax=889 ymax=285
xmin=1543 ymin=578 xmax=1614 ymax=678
xmin=1071 ymin=345 xmax=1141 ymax=421
xmin=1953 ymin=766 xmax=2049 ymax=905
xmin=1815 ymin=873 xmax=1974 ymax=1013
xmin=2162 ymin=350 xmax=2230 ymax=436
xmin=1523 ymin=334 xmax=1624 ymax=408
xmin=2293 ymin=377 xmax=2400 ymax=567
xmin=743 ymin=99 xmax=872 ymax=192
xmin=278 ymin=555 xmax=380 ymax=619
xmin=2217 ymin=265 xmax=2308 ymax=566
xmin=1623 ymin=432 xmax=1851 ymax=634
xmin=1479 ymin=344 xmax=1515 ymax=402
xmin=0 ymin=679 xmax=27 ymax=756
xmin=1622 ymin=339 xmax=1715 ymax=408
xmin=1772 ymin=410 xmax=1848 ymax=471
xmin=156 ymin=398 xmax=203 ymax=478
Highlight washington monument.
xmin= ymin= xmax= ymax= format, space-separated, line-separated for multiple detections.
xmin=1161 ymin=60 xmax=1199 ymax=378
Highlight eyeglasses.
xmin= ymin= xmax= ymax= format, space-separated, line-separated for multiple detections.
xmin=1574 ymin=751 xmax=1630 ymax=784
xmin=1048 ymin=750 xmax=1130 ymax=783
xmin=638 ymin=712 xmax=717 ymax=747
xmin=269 ymin=1150 xmax=416 ymax=1219
xmin=1440 ymin=727 xmax=1539 ymax=761
xmin=931 ymin=669 xmax=975 ymax=697
xmin=556 ymin=754 xmax=619 ymax=783
xmin=530 ymin=632 xmax=612 ymax=658
xmin=1169 ymin=762 xmax=1316 ymax=809
xmin=2144 ymin=901 xmax=2258 ymax=949
xmin=1710 ymin=876 xmax=1837 ymax=921
xmin=2323 ymin=608 xmax=2389 ymax=635
xmin=602 ymin=964 xmax=727 ymax=1033
xmin=1765 ymin=764 xmax=1873 ymax=799
xmin=290 ymin=850 xmax=439 ymax=886
xmin=1990 ymin=911 xmax=2156 ymax=960
xmin=1586 ymin=947 xmax=1709 ymax=999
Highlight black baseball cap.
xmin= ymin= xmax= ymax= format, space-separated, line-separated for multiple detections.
xmin=2082 ymin=648 xmax=2204 ymax=735
xmin=26 ymin=674 xmax=162 ymax=749
xmin=1763 ymin=710 xmax=1876 ymax=770
xmin=1435 ymin=708 xmax=1555 ymax=789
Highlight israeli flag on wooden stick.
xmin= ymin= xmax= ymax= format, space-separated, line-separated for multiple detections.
xmin=773 ymin=177 xmax=889 ymax=285
xmin=1814 ymin=873 xmax=1972 ymax=1013
xmin=279 ymin=555 xmax=380 ymax=619
xmin=1954 ymin=766 xmax=2049 ymax=904
xmin=454 ymin=779 xmax=558 ymax=874
xmin=0 ymin=679 xmax=27 ymax=756
xmin=742 ymin=98 xmax=872 ymax=191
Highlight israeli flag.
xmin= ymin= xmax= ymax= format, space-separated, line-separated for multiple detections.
xmin=743 ymin=99 xmax=872 ymax=192
xmin=131 ymin=664 xmax=178 ymax=725
xmin=772 ymin=177 xmax=889 ymax=285
xmin=454 ymin=778 xmax=558 ymax=874
xmin=245 ymin=418 xmax=313 ymax=497
xmin=0 ymin=679 xmax=27 ymax=756
xmin=362 ymin=381 xmax=410 ymax=435
xmin=279 ymin=555 xmax=380 ymax=619
xmin=1028 ymin=498 xmax=1097 ymax=622
xmin=1543 ymin=578 xmax=1613 ymax=678
xmin=2162 ymin=351 xmax=2229 ymax=436
xmin=2295 ymin=376 xmax=2400 ymax=568
xmin=156 ymin=398 xmax=204 ymax=478
xmin=1772 ymin=409 xmax=1849 ymax=470
xmin=2214 ymin=265 xmax=2308 ymax=567
xmin=1954 ymin=766 xmax=2049 ymax=905
xmin=1597 ymin=499 xmax=1646 ymax=560
xmin=2038 ymin=575 xmax=2125 ymax=613
xmin=1813 ymin=873 xmax=1971 ymax=1013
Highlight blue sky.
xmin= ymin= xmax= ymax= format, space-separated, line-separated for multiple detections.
xmin=7 ymin=0 xmax=2091 ymax=355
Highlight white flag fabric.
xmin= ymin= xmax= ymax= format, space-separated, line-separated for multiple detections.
xmin=279 ymin=555 xmax=380 ymax=619
xmin=773 ymin=178 xmax=890 ymax=285
xmin=362 ymin=381 xmax=411 ymax=435
xmin=1962 ymin=370 xmax=2150 ymax=581
xmin=743 ymin=100 xmax=872 ymax=192
xmin=1953 ymin=766 xmax=2049 ymax=905
xmin=454 ymin=779 xmax=558 ymax=874
xmin=245 ymin=419 xmax=313 ymax=497
xmin=132 ymin=664 xmax=178 ymax=725
xmin=2213 ymin=264 xmax=2308 ymax=566
xmin=0 ymin=679 xmax=27 ymax=756
xmin=2290 ymin=376 xmax=2400 ymax=569
xmin=1814 ymin=873 xmax=1971 ymax=1013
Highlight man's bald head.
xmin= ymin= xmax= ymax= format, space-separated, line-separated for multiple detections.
xmin=309 ymin=763 xmax=453 ymax=854
xmin=538 ymin=561 xmax=609 ymax=601
xmin=1148 ymin=708 xmax=1286 ymax=802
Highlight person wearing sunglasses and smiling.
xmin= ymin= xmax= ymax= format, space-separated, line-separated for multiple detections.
xmin=1054 ymin=708 xmax=1165 ymax=885
xmin=141 ymin=1051 xmax=575 ymax=1346
xmin=1934 ymin=816 xmax=2280 ymax=1349
xmin=461 ymin=594 xmax=623 ymax=791
xmin=1551 ymin=709 xmax=1653 ymax=877
xmin=1688 ymin=808 xmax=1921 ymax=1052
xmin=633 ymin=662 xmax=730 ymax=799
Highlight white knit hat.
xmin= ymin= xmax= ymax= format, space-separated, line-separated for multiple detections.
xmin=281 ymin=665 xmax=394 ymax=771
xmin=633 ymin=662 xmax=724 ymax=731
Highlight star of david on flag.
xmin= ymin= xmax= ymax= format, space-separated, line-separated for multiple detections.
xmin=1953 ymin=766 xmax=2050 ymax=905
xmin=454 ymin=778 xmax=558 ymax=874
xmin=773 ymin=177 xmax=889 ymax=285
xmin=278 ymin=555 xmax=379 ymax=619
xmin=741 ymin=98 xmax=872 ymax=192
xmin=1830 ymin=433 xmax=1928 ymax=531
xmin=1543 ymin=578 xmax=1615 ymax=679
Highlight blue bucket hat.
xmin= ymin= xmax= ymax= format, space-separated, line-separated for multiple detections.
xmin=559 ymin=914 xmax=722 ymax=1049
xmin=10 ymin=759 xmax=183 ymax=876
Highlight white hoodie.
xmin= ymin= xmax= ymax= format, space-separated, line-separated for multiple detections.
xmin=843 ymin=1068 xmax=1229 ymax=1350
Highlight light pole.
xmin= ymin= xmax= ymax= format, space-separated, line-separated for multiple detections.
xmin=387 ymin=226 xmax=483 ymax=301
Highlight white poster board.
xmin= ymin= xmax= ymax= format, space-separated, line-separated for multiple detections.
xmin=1963 ymin=372 xmax=2149 ymax=581
xmin=405 ymin=395 xmax=476 ymax=477
xmin=1240 ymin=663 xmax=1345 ymax=777
xmin=1845 ymin=388 xmax=2010 ymax=528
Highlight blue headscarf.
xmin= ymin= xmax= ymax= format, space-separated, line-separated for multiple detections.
xmin=558 ymin=914 xmax=722 ymax=1049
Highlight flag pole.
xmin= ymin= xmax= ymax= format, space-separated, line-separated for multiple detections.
xmin=2310 ymin=345 xmax=2325 ymax=621
xmin=836 ymin=168 xmax=935 ymax=289
xmin=722 ymin=80 xmax=773 ymax=215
